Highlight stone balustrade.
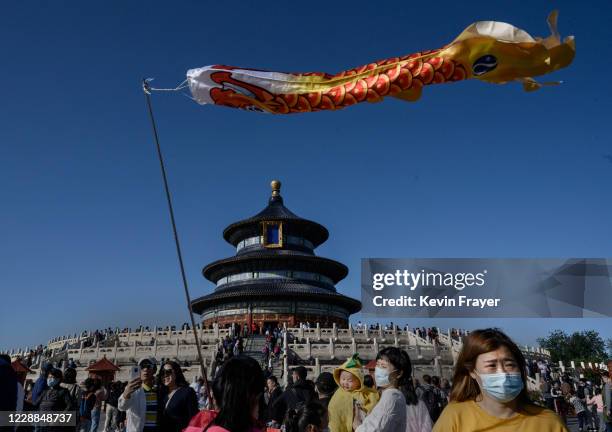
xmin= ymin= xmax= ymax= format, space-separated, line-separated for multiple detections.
xmin=287 ymin=337 xmax=450 ymax=363
xmin=287 ymin=326 xmax=461 ymax=365
xmin=47 ymin=336 xmax=83 ymax=351
xmin=288 ymin=324 xmax=426 ymax=344
xmin=116 ymin=326 xmax=228 ymax=344
xmin=65 ymin=341 xmax=220 ymax=365
xmin=8 ymin=324 xmax=561 ymax=378
xmin=40 ymin=325 xmax=227 ymax=351
xmin=286 ymin=326 xmax=550 ymax=362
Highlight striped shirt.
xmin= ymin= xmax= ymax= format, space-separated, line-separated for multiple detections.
xmin=142 ymin=384 xmax=158 ymax=431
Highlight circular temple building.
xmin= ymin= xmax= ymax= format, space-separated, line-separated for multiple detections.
xmin=191 ymin=180 xmax=361 ymax=329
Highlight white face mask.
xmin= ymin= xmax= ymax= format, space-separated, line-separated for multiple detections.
xmin=477 ymin=372 xmax=524 ymax=403
xmin=375 ymin=367 xmax=390 ymax=387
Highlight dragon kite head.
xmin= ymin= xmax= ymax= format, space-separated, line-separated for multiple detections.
xmin=442 ymin=11 xmax=575 ymax=90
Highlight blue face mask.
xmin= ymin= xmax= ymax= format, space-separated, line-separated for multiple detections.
xmin=375 ymin=367 xmax=390 ymax=387
xmin=477 ymin=372 xmax=523 ymax=403
xmin=47 ymin=378 xmax=59 ymax=388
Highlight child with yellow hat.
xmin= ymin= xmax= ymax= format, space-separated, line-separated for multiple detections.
xmin=328 ymin=354 xmax=379 ymax=432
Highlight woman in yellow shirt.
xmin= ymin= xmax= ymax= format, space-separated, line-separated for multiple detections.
xmin=432 ymin=328 xmax=568 ymax=432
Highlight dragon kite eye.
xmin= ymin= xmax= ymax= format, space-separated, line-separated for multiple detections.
xmin=472 ymin=55 xmax=498 ymax=76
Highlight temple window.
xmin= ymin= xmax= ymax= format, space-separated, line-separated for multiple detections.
xmin=262 ymin=221 xmax=283 ymax=248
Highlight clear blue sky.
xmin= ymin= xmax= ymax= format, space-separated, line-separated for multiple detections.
xmin=1 ymin=1 xmax=611 ymax=352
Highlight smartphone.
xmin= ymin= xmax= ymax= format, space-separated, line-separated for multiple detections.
xmin=129 ymin=366 xmax=140 ymax=381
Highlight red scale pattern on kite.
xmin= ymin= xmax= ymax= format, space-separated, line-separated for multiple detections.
xmin=209 ymin=49 xmax=468 ymax=114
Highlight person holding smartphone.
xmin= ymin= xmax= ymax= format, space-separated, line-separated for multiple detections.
xmin=118 ymin=358 xmax=159 ymax=432
xmin=433 ymin=328 xmax=568 ymax=432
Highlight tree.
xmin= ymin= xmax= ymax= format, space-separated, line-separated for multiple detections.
xmin=537 ymin=330 xmax=607 ymax=364
xmin=537 ymin=330 xmax=569 ymax=363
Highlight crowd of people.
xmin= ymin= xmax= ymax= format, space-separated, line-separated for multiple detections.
xmin=2 ymin=327 xmax=611 ymax=432
xmin=261 ymin=329 xmax=284 ymax=368
xmin=538 ymin=370 xmax=611 ymax=431
xmin=211 ymin=327 xmax=284 ymax=376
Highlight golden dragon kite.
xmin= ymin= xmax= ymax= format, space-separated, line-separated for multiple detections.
xmin=186 ymin=11 xmax=575 ymax=114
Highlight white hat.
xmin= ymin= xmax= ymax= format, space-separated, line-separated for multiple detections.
xmin=138 ymin=357 xmax=157 ymax=369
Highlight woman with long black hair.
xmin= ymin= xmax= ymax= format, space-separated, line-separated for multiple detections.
xmin=205 ymin=355 xmax=265 ymax=432
xmin=158 ymin=360 xmax=199 ymax=432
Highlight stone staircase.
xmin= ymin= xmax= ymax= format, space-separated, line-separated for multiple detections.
xmin=243 ymin=335 xmax=283 ymax=377
xmin=244 ymin=335 xmax=267 ymax=364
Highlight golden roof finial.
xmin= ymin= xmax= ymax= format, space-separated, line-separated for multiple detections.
xmin=271 ymin=180 xmax=281 ymax=197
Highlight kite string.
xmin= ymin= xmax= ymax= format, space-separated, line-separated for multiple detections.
xmin=144 ymin=78 xmax=188 ymax=94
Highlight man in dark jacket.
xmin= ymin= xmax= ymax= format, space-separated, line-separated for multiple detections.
xmin=314 ymin=372 xmax=337 ymax=409
xmin=270 ymin=366 xmax=316 ymax=424
xmin=33 ymin=368 xmax=73 ymax=432
xmin=34 ymin=368 xmax=72 ymax=410
xmin=264 ymin=376 xmax=283 ymax=423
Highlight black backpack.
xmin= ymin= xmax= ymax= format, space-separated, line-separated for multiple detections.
xmin=421 ymin=386 xmax=441 ymax=420
xmin=288 ymin=385 xmax=312 ymax=408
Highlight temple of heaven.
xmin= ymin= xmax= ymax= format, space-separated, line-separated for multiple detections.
xmin=191 ymin=180 xmax=361 ymax=329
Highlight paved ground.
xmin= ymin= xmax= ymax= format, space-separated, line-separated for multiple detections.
xmin=566 ymin=416 xmax=579 ymax=431
xmin=566 ymin=415 xmax=604 ymax=431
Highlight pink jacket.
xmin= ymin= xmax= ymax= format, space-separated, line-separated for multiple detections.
xmin=587 ymin=394 xmax=604 ymax=412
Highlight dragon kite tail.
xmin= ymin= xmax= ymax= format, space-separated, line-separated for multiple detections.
xmin=186 ymin=11 xmax=575 ymax=114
